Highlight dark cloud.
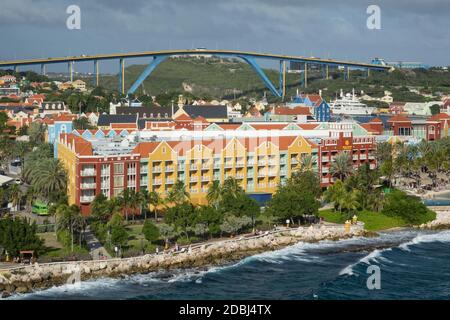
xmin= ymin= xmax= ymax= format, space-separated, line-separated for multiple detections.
xmin=0 ymin=0 xmax=448 ymax=69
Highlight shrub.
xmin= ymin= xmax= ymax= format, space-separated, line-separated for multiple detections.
xmin=142 ymin=220 xmax=160 ymax=243
xmin=382 ymin=190 xmax=433 ymax=224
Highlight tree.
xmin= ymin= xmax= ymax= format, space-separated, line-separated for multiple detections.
xmin=148 ymin=191 xmax=164 ymax=220
xmin=29 ymin=159 xmax=67 ymax=203
xmin=27 ymin=122 xmax=46 ymax=146
xmin=0 ymin=216 xmax=44 ymax=258
xmin=55 ymin=204 xmax=85 ymax=251
xmin=72 ymin=117 xmax=95 ymax=130
xmin=142 ymin=220 xmax=160 ymax=243
xmin=195 ymin=205 xmax=223 ymax=238
xmin=8 ymin=184 xmax=22 ymax=212
xmin=330 ymin=152 xmax=353 ymax=180
xmin=222 ymin=177 xmax=243 ymax=199
xmin=158 ymin=223 xmax=178 ymax=248
xmin=118 ymin=188 xmax=137 ymax=221
xmin=219 ymin=214 xmax=252 ymax=237
xmin=298 ymin=154 xmax=317 ymax=173
xmin=382 ymin=190 xmax=431 ymax=224
xmin=266 ymin=171 xmax=321 ymax=224
xmin=91 ymin=193 xmax=113 ymax=223
xmin=206 ymin=180 xmax=222 ymax=208
xmin=164 ymin=202 xmax=196 ymax=240
xmin=429 ymin=104 xmax=441 ymax=115
xmin=167 ymin=180 xmax=190 ymax=204
xmin=324 ymin=180 xmax=347 ymax=214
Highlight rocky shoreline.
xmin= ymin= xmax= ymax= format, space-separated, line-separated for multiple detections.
xmin=0 ymin=223 xmax=365 ymax=297
xmin=420 ymin=208 xmax=450 ymax=229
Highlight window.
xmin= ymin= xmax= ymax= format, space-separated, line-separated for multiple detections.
xmin=61 ymin=124 xmax=66 ymax=133
xmin=114 ymin=163 xmax=124 ymax=174
xmin=114 ymin=175 xmax=124 ymax=187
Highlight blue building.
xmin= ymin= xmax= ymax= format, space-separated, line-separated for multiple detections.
xmin=292 ymin=93 xmax=331 ymax=122
xmin=46 ymin=115 xmax=74 ymax=158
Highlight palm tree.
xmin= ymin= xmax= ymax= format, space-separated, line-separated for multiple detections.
xmin=149 ymin=191 xmax=164 ymax=221
xmin=30 ymin=159 xmax=67 ymax=202
xmin=13 ymin=141 xmax=31 ymax=179
xmin=222 ymin=177 xmax=242 ymax=199
xmin=27 ymin=122 xmax=46 ymax=146
xmin=167 ymin=180 xmax=190 ymax=204
xmin=139 ymin=188 xmax=151 ymax=219
xmin=324 ymin=179 xmax=347 ymax=213
xmin=206 ymin=180 xmax=222 ymax=208
xmin=330 ymin=152 xmax=353 ymax=181
xmin=341 ymin=189 xmax=360 ymax=218
xmin=55 ymin=204 xmax=85 ymax=252
xmin=298 ymin=154 xmax=317 ymax=173
xmin=8 ymin=184 xmax=22 ymax=212
xmin=25 ymin=186 xmax=36 ymax=211
xmin=118 ymin=188 xmax=134 ymax=221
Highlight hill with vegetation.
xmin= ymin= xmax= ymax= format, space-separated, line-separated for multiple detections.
xmin=99 ymin=57 xmax=450 ymax=103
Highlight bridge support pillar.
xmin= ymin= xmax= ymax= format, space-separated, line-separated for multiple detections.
xmin=127 ymin=55 xmax=168 ymax=95
xmin=68 ymin=61 xmax=73 ymax=82
xmin=326 ymin=65 xmax=329 ymax=80
xmin=304 ymin=62 xmax=308 ymax=88
xmin=367 ymin=68 xmax=370 ymax=77
xmin=119 ymin=58 xmax=125 ymax=94
xmin=13 ymin=66 xmax=19 ymax=73
xmin=40 ymin=64 xmax=46 ymax=76
xmin=279 ymin=60 xmax=286 ymax=100
xmin=93 ymin=60 xmax=99 ymax=87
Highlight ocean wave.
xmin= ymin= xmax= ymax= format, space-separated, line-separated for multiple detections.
xmin=399 ymin=230 xmax=450 ymax=251
xmin=339 ymin=248 xmax=391 ymax=276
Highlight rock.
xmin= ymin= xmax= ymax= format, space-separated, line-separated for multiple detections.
xmin=15 ymin=286 xmax=28 ymax=294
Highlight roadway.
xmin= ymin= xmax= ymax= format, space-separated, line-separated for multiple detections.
xmin=0 ymin=49 xmax=392 ymax=70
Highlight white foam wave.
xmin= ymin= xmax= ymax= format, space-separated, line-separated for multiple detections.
xmin=399 ymin=230 xmax=450 ymax=251
xmin=339 ymin=248 xmax=391 ymax=276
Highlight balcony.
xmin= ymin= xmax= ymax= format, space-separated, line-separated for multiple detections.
xmin=152 ymin=167 xmax=162 ymax=173
xmin=247 ymin=159 xmax=255 ymax=165
xmin=165 ymin=178 xmax=174 ymax=184
xmin=370 ymin=164 xmax=376 ymax=170
xmin=268 ymin=171 xmax=277 ymax=177
xmin=101 ymin=170 xmax=110 ymax=176
xmin=268 ymin=159 xmax=277 ymax=165
xmin=360 ymin=154 xmax=367 ymax=160
xmin=280 ymin=171 xmax=287 ymax=176
xmin=80 ymin=169 xmax=96 ymax=177
xmin=224 ymin=162 xmax=233 ymax=168
xmin=101 ymin=183 xmax=110 ymax=189
xmin=235 ymin=174 xmax=244 ymax=179
xmin=321 ymin=177 xmax=330 ymax=184
xmin=201 ymin=176 xmax=210 ymax=182
xmin=153 ymin=179 xmax=162 ymax=185
xmin=268 ymin=182 xmax=277 ymax=188
xmin=190 ymin=188 xmax=198 ymax=194
xmin=190 ymin=176 xmax=198 ymax=183
xmin=201 ymin=164 xmax=210 ymax=170
xmin=290 ymin=159 xmax=298 ymax=165
xmin=213 ymin=163 xmax=221 ymax=169
xmin=322 ymin=167 xmax=329 ymax=173
xmin=165 ymin=165 xmax=174 ymax=172
xmin=80 ymin=196 xmax=95 ymax=203
xmin=258 ymin=160 xmax=266 ymax=166
xmin=257 ymin=172 xmax=266 ymax=178
xmin=201 ymin=188 xmax=209 ymax=193
xmin=235 ymin=162 xmax=245 ymax=167
xmin=177 ymin=165 xmax=185 ymax=171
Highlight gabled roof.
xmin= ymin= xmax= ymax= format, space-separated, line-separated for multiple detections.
xmin=59 ymin=133 xmax=93 ymax=156
xmin=271 ymin=106 xmax=311 ymax=116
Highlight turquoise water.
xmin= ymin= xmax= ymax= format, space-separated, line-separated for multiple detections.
xmin=9 ymin=229 xmax=450 ymax=300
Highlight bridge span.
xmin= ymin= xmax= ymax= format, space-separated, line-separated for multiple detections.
xmin=0 ymin=49 xmax=392 ymax=98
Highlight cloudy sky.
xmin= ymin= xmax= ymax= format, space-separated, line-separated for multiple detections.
xmin=1 ymin=0 xmax=449 ymax=72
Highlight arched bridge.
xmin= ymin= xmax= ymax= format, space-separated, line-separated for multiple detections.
xmin=0 ymin=49 xmax=392 ymax=98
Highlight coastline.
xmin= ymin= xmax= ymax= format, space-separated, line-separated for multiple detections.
xmin=2 ymin=207 xmax=450 ymax=298
xmin=0 ymin=223 xmax=366 ymax=297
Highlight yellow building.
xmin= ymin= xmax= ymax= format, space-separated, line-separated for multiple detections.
xmin=134 ymin=136 xmax=318 ymax=205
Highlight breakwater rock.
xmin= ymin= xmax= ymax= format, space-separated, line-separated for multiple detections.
xmin=0 ymin=223 xmax=365 ymax=297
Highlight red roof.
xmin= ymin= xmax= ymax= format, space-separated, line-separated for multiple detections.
xmin=174 ymin=113 xmax=193 ymax=121
xmin=388 ymin=114 xmax=411 ymax=122
xmin=427 ymin=113 xmax=450 ymax=122
xmin=369 ymin=117 xmax=383 ymax=123
xmin=59 ymin=133 xmax=93 ymax=156
xmin=272 ymin=106 xmax=311 ymax=116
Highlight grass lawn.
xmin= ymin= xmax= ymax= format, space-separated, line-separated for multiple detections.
xmin=319 ymin=209 xmax=408 ymax=231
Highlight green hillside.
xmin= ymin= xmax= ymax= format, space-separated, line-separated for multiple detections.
xmin=99 ymin=57 xmax=450 ymax=102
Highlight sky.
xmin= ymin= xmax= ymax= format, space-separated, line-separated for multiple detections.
xmin=1 ymin=0 xmax=449 ymax=73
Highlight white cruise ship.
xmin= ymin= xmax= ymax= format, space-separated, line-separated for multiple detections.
xmin=330 ymin=89 xmax=376 ymax=116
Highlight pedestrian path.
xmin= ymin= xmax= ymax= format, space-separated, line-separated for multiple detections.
xmin=85 ymin=226 xmax=112 ymax=260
